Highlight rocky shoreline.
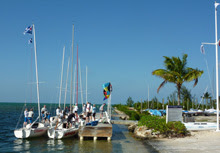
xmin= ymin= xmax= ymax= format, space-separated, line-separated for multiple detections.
xmin=114 ymin=107 xmax=164 ymax=139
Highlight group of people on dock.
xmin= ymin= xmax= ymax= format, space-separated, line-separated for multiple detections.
xmin=23 ymin=103 xmax=107 ymax=128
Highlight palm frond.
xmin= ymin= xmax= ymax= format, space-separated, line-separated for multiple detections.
xmin=193 ymin=78 xmax=198 ymax=87
xmin=157 ymin=80 xmax=167 ymax=93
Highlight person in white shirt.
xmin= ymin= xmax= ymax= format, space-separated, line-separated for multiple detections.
xmin=74 ymin=105 xmax=79 ymax=121
xmin=92 ymin=104 xmax=96 ymax=121
xmin=28 ymin=108 xmax=34 ymax=124
xmin=56 ymin=107 xmax=60 ymax=116
xmin=89 ymin=104 xmax=93 ymax=121
xmin=82 ymin=104 xmax=86 ymax=116
xmin=41 ymin=105 xmax=47 ymax=113
xmin=86 ymin=102 xmax=90 ymax=123
xmin=23 ymin=108 xmax=29 ymax=127
xmin=99 ymin=103 xmax=106 ymax=119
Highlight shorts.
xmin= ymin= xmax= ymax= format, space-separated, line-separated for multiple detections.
xmin=100 ymin=110 xmax=104 ymax=113
xmin=87 ymin=112 xmax=91 ymax=117
xmin=47 ymin=114 xmax=50 ymax=120
xmin=93 ymin=113 xmax=96 ymax=118
xmin=67 ymin=119 xmax=72 ymax=124
xmin=28 ymin=117 xmax=33 ymax=123
xmin=24 ymin=117 xmax=28 ymax=122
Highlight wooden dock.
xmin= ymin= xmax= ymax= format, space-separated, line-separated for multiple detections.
xmin=78 ymin=123 xmax=112 ymax=141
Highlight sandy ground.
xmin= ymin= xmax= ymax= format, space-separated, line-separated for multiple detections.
xmin=149 ymin=115 xmax=220 ymax=153
xmin=148 ymin=130 xmax=220 ymax=153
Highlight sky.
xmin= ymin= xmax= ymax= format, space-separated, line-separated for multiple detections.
xmin=0 ymin=0 xmax=219 ymax=105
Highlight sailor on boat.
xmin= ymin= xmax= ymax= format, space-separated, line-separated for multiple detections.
xmin=67 ymin=113 xmax=75 ymax=128
xmin=41 ymin=105 xmax=47 ymax=114
xmin=92 ymin=104 xmax=96 ymax=121
xmin=28 ymin=108 xmax=34 ymax=124
xmin=73 ymin=105 xmax=78 ymax=121
xmin=23 ymin=108 xmax=29 ymax=127
xmin=89 ymin=103 xmax=93 ymax=122
xmin=82 ymin=104 xmax=86 ymax=116
xmin=86 ymin=102 xmax=91 ymax=123
xmin=56 ymin=107 xmax=60 ymax=116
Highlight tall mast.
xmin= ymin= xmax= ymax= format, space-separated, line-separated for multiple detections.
xmin=70 ymin=25 xmax=74 ymax=110
xmin=59 ymin=46 xmax=65 ymax=108
xmin=76 ymin=44 xmax=79 ymax=106
xmin=64 ymin=57 xmax=70 ymax=109
xmin=33 ymin=24 xmax=41 ymax=120
xmin=72 ymin=64 xmax=76 ymax=106
xmin=79 ymin=59 xmax=84 ymax=108
xmin=86 ymin=66 xmax=88 ymax=103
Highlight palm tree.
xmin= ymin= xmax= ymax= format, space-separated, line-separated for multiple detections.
xmin=152 ymin=54 xmax=203 ymax=105
xmin=201 ymin=92 xmax=211 ymax=109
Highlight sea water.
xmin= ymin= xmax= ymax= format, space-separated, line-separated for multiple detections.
xmin=0 ymin=103 xmax=157 ymax=153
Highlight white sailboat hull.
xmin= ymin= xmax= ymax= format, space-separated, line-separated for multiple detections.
xmin=48 ymin=127 xmax=78 ymax=139
xmin=14 ymin=122 xmax=48 ymax=139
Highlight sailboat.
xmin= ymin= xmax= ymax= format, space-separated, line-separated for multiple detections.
xmin=47 ymin=25 xmax=79 ymax=139
xmin=14 ymin=24 xmax=48 ymax=138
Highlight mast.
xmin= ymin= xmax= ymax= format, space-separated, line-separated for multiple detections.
xmin=86 ymin=66 xmax=88 ymax=103
xmin=59 ymin=46 xmax=65 ymax=108
xmin=72 ymin=64 xmax=76 ymax=106
xmin=79 ymin=59 xmax=84 ymax=109
xmin=76 ymin=44 xmax=79 ymax=106
xmin=33 ymin=24 xmax=41 ymax=120
xmin=70 ymin=25 xmax=74 ymax=111
xmin=64 ymin=57 xmax=70 ymax=109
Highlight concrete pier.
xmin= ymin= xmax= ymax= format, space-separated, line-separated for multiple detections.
xmin=111 ymin=120 xmax=138 ymax=125
xmin=79 ymin=123 xmax=112 ymax=141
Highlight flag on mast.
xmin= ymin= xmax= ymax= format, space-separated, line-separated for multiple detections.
xmin=23 ymin=26 xmax=32 ymax=35
xmin=28 ymin=38 xmax=32 ymax=44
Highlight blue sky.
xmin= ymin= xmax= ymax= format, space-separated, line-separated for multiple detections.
xmin=0 ymin=0 xmax=219 ymax=104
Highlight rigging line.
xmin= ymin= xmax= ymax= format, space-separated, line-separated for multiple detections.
xmin=72 ymin=64 xmax=76 ymax=106
xmin=15 ymin=101 xmax=26 ymax=129
xmin=197 ymin=85 xmax=208 ymax=109
xmin=30 ymin=46 xmax=33 ymax=104
xmin=204 ymin=57 xmax=215 ymax=98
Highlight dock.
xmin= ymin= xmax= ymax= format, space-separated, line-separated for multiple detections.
xmin=78 ymin=123 xmax=112 ymax=141
xmin=111 ymin=120 xmax=138 ymax=125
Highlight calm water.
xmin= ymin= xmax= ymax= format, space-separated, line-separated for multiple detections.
xmin=0 ymin=103 xmax=158 ymax=153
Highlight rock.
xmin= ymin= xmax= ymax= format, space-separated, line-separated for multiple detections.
xmin=120 ymin=115 xmax=130 ymax=120
xmin=128 ymin=124 xmax=137 ymax=132
xmin=134 ymin=126 xmax=153 ymax=139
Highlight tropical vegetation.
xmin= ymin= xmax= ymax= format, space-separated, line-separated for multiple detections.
xmin=152 ymin=54 xmax=203 ymax=105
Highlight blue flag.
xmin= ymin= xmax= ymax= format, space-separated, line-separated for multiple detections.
xmin=24 ymin=26 xmax=32 ymax=35
xmin=28 ymin=38 xmax=32 ymax=44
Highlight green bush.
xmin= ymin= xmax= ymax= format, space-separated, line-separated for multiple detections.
xmin=114 ymin=104 xmax=141 ymax=120
xmin=138 ymin=115 xmax=188 ymax=137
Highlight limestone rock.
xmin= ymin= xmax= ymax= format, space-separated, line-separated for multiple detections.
xmin=134 ymin=126 xmax=153 ymax=139
xmin=128 ymin=123 xmax=137 ymax=132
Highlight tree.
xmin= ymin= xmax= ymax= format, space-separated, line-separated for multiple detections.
xmin=180 ymin=86 xmax=192 ymax=102
xmin=167 ymin=91 xmax=177 ymax=105
xmin=152 ymin=54 xmax=203 ymax=105
xmin=201 ymin=92 xmax=212 ymax=109
xmin=126 ymin=96 xmax=134 ymax=107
